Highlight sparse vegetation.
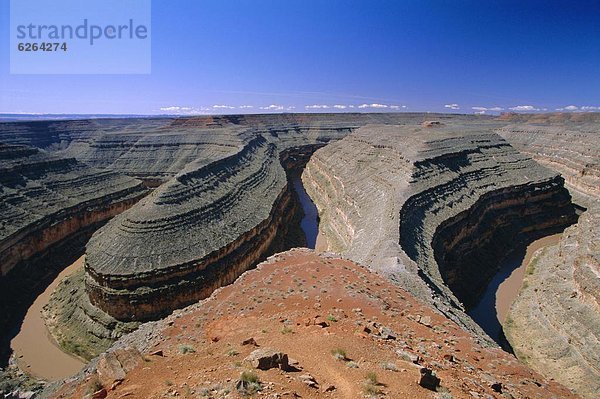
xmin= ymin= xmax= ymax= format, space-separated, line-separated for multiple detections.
xmin=331 ymin=348 xmax=348 ymax=360
xmin=346 ymin=361 xmax=359 ymax=368
xmin=363 ymin=371 xmax=382 ymax=396
xmin=237 ymin=371 xmax=262 ymax=396
xmin=380 ymin=361 xmax=397 ymax=371
xmin=435 ymin=387 xmax=454 ymax=399
xmin=165 ymin=379 xmax=174 ymax=386
xmin=365 ymin=371 xmax=379 ymax=385
xmin=327 ymin=314 xmax=337 ymax=322
xmin=281 ymin=326 xmax=293 ymax=334
xmin=226 ymin=348 xmax=239 ymax=356
xmin=179 ymin=344 xmax=196 ymax=354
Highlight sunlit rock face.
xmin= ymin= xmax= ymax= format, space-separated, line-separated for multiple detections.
xmin=303 ymin=124 xmax=576 ymax=339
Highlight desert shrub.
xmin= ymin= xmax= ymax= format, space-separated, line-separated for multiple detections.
xmin=237 ymin=371 xmax=262 ymax=396
xmin=226 ymin=348 xmax=239 ymax=356
xmin=380 ymin=361 xmax=397 ymax=371
xmin=365 ymin=371 xmax=379 ymax=385
xmin=240 ymin=371 xmax=260 ymax=384
xmin=179 ymin=344 xmax=196 ymax=354
xmin=364 ymin=383 xmax=382 ymax=396
xmin=331 ymin=348 xmax=347 ymax=360
xmin=346 ymin=361 xmax=359 ymax=368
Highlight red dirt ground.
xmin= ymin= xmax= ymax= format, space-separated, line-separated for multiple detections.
xmin=56 ymin=249 xmax=578 ymax=399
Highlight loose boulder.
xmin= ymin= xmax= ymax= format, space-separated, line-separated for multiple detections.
xmin=245 ymin=348 xmax=289 ymax=371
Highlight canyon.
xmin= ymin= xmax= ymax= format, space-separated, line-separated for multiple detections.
xmin=0 ymin=142 xmax=147 ymax=366
xmin=0 ymin=113 xmax=597 ymax=399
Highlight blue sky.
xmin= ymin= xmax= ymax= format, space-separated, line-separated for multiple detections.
xmin=1 ymin=0 xmax=599 ymax=115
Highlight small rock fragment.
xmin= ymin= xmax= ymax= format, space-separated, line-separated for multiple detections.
xmin=242 ymin=337 xmax=258 ymax=346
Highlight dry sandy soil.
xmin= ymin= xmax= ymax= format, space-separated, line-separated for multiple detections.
xmin=55 ymin=249 xmax=577 ymax=399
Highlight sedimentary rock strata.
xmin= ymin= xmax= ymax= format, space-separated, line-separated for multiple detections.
xmin=505 ymin=204 xmax=600 ymax=399
xmin=497 ymin=123 xmax=599 ymax=203
xmin=303 ymin=124 xmax=576 ymax=336
xmin=85 ymin=135 xmax=295 ymax=322
xmin=82 ymin=121 xmax=359 ymax=325
xmin=0 ymin=143 xmax=147 ymax=277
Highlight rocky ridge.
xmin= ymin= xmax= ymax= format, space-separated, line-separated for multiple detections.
xmin=50 ymin=250 xmax=578 ymax=399
xmin=303 ymin=124 xmax=577 ymax=339
xmin=0 ymin=113 xmax=595 ymax=398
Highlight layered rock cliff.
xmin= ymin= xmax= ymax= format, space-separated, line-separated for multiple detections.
xmin=0 ymin=144 xmax=147 ymax=277
xmin=505 ymin=204 xmax=600 ymax=399
xmin=303 ymin=124 xmax=577 ymax=339
xmin=497 ymin=117 xmax=600 ymax=399
xmin=497 ymin=124 xmax=599 ymax=203
xmin=84 ymin=135 xmax=295 ymax=322
xmin=77 ymin=123 xmax=356 ymax=328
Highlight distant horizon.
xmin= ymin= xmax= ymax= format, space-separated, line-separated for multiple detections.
xmin=1 ymin=109 xmax=599 ymax=122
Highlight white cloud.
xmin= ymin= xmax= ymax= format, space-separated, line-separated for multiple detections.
xmin=581 ymin=106 xmax=600 ymax=111
xmin=473 ymin=106 xmax=501 ymax=111
xmin=239 ymin=105 xmax=254 ymax=109
xmin=159 ymin=106 xmax=207 ymax=115
xmin=286 ymin=106 xmax=296 ymax=110
xmin=472 ymin=106 xmax=504 ymax=114
xmin=212 ymin=104 xmax=235 ymax=109
xmin=305 ymin=104 xmax=331 ymax=109
xmin=358 ymin=103 xmax=389 ymax=109
xmin=555 ymin=105 xmax=579 ymax=111
xmin=509 ymin=105 xmax=541 ymax=112
xmin=333 ymin=105 xmax=347 ymax=109
xmin=444 ymin=103 xmax=460 ymax=110
xmin=259 ymin=104 xmax=285 ymax=111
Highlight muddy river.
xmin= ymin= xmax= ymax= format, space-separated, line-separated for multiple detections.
xmin=468 ymin=234 xmax=562 ymax=344
xmin=10 ymin=256 xmax=85 ymax=381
